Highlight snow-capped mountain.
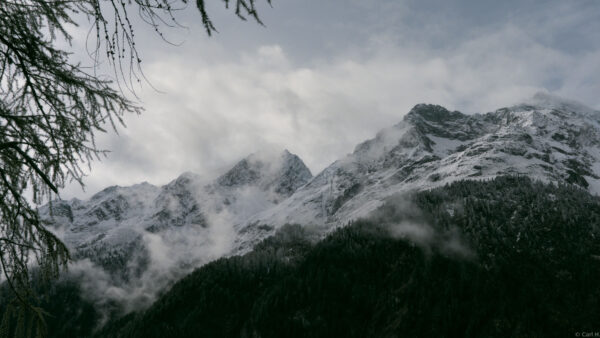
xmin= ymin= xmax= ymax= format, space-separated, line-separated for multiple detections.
xmin=236 ymin=93 xmax=600 ymax=250
xmin=40 ymin=93 xmax=600 ymax=305
xmin=40 ymin=150 xmax=312 ymax=283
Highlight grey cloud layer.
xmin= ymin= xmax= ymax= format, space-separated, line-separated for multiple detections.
xmin=59 ymin=0 xmax=600 ymax=199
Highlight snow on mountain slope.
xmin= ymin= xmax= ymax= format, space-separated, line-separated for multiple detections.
xmin=235 ymin=93 xmax=600 ymax=252
xmin=39 ymin=92 xmax=600 ymax=306
xmin=39 ymin=149 xmax=312 ymax=307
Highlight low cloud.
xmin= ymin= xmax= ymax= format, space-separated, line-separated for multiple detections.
xmin=57 ymin=165 xmax=292 ymax=315
xmin=388 ymin=221 xmax=474 ymax=260
xmin=371 ymin=195 xmax=474 ymax=259
xmin=62 ymin=212 xmax=238 ymax=316
xmin=389 ymin=222 xmax=435 ymax=246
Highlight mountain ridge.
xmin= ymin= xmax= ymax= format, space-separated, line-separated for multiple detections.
xmin=237 ymin=94 xmax=600 ymax=250
xmin=39 ymin=149 xmax=313 ymax=306
xmin=39 ymin=93 xmax=600 ymax=307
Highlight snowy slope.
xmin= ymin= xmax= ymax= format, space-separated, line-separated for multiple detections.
xmin=39 ymin=93 xmax=600 ymax=305
xmin=235 ymin=93 xmax=600 ymax=252
xmin=40 ymin=150 xmax=312 ymax=283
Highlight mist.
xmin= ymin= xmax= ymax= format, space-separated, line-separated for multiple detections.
xmin=46 ymin=149 xmax=310 ymax=317
xmin=370 ymin=194 xmax=475 ymax=259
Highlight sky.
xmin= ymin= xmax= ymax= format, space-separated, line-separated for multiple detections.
xmin=59 ymin=0 xmax=600 ymax=199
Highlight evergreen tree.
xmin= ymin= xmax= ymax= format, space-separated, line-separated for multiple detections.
xmin=0 ymin=1 xmax=270 ymax=336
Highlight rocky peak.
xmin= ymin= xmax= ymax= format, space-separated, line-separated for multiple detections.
xmin=404 ymin=104 xmax=465 ymax=124
xmin=217 ymin=150 xmax=312 ymax=196
xmin=162 ymin=172 xmax=202 ymax=194
xmin=217 ymin=158 xmax=263 ymax=187
xmin=90 ymin=185 xmax=120 ymax=201
xmin=269 ymin=150 xmax=313 ymax=197
xmin=403 ymin=104 xmax=485 ymax=141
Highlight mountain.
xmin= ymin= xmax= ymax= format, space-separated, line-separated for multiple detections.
xmin=39 ymin=149 xmax=312 ymax=306
xmin=239 ymin=93 xmax=600 ymax=246
xmin=31 ymin=93 xmax=600 ymax=337
xmin=39 ymin=93 xmax=600 ymax=306
xmin=93 ymin=177 xmax=600 ymax=338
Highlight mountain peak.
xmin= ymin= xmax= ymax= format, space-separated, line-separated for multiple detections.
xmin=217 ymin=157 xmax=262 ymax=187
xmin=90 ymin=185 xmax=121 ymax=201
xmin=217 ymin=150 xmax=312 ymax=196
xmin=404 ymin=104 xmax=466 ymax=124
xmin=272 ymin=150 xmax=313 ymax=196
xmin=402 ymin=104 xmax=480 ymax=141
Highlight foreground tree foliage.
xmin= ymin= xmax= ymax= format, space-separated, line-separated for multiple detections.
xmin=0 ymin=1 xmax=270 ymax=336
xmin=19 ymin=177 xmax=599 ymax=337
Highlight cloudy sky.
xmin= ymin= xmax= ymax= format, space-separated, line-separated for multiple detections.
xmin=60 ymin=0 xmax=600 ymax=199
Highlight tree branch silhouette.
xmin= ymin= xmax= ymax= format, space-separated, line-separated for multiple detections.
xmin=0 ymin=0 xmax=271 ymax=336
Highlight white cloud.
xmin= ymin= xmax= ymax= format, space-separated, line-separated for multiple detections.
xmin=58 ymin=2 xmax=600 ymax=199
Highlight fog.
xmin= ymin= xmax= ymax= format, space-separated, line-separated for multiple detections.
xmin=371 ymin=195 xmax=475 ymax=259
xmin=52 ymin=149 xmax=305 ymax=316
